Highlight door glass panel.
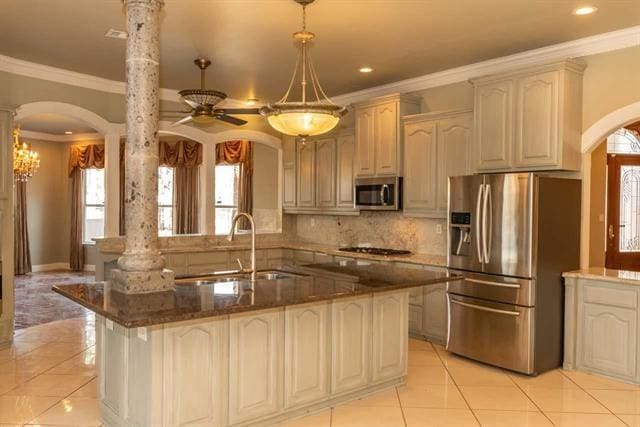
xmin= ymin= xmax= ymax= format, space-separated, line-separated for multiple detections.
xmin=619 ymin=165 xmax=640 ymax=252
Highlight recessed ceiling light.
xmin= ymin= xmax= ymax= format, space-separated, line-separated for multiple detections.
xmin=64 ymin=131 xmax=73 ymax=135
xmin=573 ymin=6 xmax=597 ymax=15
xmin=359 ymin=67 xmax=374 ymax=73
xmin=245 ymin=98 xmax=259 ymax=106
xmin=105 ymin=29 xmax=128 ymax=39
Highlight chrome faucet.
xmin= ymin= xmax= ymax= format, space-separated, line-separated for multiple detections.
xmin=227 ymin=212 xmax=256 ymax=282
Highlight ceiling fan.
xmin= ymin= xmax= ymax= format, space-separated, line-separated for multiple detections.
xmin=161 ymin=58 xmax=260 ymax=126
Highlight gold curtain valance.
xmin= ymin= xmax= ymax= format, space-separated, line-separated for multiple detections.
xmin=68 ymin=144 xmax=105 ymax=176
xmin=118 ymin=140 xmax=203 ymax=168
xmin=216 ymin=140 xmax=251 ymax=166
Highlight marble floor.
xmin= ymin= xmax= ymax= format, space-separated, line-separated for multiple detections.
xmin=13 ymin=271 xmax=93 ymax=329
xmin=2 ymin=316 xmax=640 ymax=426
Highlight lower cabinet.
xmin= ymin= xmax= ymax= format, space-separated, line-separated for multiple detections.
xmin=331 ymin=296 xmax=372 ymax=394
xmin=228 ymin=309 xmax=284 ymax=424
xmin=372 ymin=292 xmax=408 ymax=382
xmin=284 ymin=302 xmax=331 ymax=408
xmin=423 ymin=283 xmax=448 ymax=344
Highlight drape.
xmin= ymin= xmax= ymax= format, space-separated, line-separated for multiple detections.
xmin=70 ymin=168 xmax=84 ymax=271
xmin=216 ymin=141 xmax=253 ymax=230
xmin=68 ymin=144 xmax=105 ymax=177
xmin=119 ymin=140 xmax=203 ymax=235
xmin=14 ymin=181 xmax=32 ymax=275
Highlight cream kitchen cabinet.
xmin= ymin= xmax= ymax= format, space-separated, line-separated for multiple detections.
xmin=336 ymin=134 xmax=355 ymax=208
xmin=403 ymin=110 xmax=472 ymax=218
xmin=296 ymin=140 xmax=316 ymax=208
xmin=331 ymin=295 xmax=371 ymax=394
xmin=371 ymin=292 xmax=408 ymax=382
xmin=283 ymin=136 xmax=297 ymax=208
xmin=422 ymin=283 xmax=447 ymax=344
xmin=472 ymin=60 xmax=585 ymax=172
xmin=284 ymin=302 xmax=331 ymax=408
xmin=354 ymin=94 xmax=421 ymax=178
xmin=228 ymin=309 xmax=284 ymax=424
xmin=315 ymin=138 xmax=336 ymax=208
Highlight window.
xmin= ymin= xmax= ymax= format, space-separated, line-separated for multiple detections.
xmin=158 ymin=166 xmax=174 ymax=236
xmin=215 ymin=164 xmax=240 ymax=235
xmin=83 ymin=168 xmax=105 ymax=243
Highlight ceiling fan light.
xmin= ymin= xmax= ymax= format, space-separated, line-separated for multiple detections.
xmin=191 ymin=114 xmax=217 ymax=124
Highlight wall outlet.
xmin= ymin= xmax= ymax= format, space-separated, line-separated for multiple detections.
xmin=137 ymin=327 xmax=148 ymax=341
xmin=436 ymin=224 xmax=443 ymax=235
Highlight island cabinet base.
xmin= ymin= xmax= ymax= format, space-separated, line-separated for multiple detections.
xmin=96 ymin=290 xmax=409 ymax=427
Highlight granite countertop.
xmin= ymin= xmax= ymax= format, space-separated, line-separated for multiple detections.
xmin=54 ymin=261 xmax=461 ymax=328
xmin=563 ymin=267 xmax=640 ymax=286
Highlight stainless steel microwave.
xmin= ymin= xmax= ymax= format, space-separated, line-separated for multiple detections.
xmin=354 ymin=177 xmax=402 ymax=210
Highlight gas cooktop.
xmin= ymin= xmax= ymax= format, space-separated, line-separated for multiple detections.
xmin=338 ymin=247 xmax=412 ymax=256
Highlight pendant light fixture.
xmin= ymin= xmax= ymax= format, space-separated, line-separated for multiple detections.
xmin=260 ymin=0 xmax=346 ymax=139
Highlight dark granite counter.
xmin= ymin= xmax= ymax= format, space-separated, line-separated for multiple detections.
xmin=54 ymin=261 xmax=461 ymax=328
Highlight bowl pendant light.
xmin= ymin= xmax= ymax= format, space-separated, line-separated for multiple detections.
xmin=260 ymin=0 xmax=346 ymax=139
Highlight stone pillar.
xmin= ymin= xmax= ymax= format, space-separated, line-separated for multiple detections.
xmin=112 ymin=0 xmax=174 ymax=294
xmin=0 ymin=107 xmax=15 ymax=346
xmin=104 ymin=133 xmax=121 ymax=238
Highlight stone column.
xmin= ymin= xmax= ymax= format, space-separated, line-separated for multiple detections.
xmin=112 ymin=0 xmax=174 ymax=293
xmin=0 ymin=107 xmax=15 ymax=345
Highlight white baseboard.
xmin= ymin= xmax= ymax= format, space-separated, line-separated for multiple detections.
xmin=31 ymin=263 xmax=95 ymax=273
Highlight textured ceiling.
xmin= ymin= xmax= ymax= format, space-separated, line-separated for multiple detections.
xmin=1 ymin=0 xmax=639 ymax=103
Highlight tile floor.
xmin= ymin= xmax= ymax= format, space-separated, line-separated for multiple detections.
xmin=2 ymin=316 xmax=640 ymax=426
xmin=13 ymin=271 xmax=93 ymax=329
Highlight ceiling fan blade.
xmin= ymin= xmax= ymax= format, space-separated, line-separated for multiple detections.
xmin=214 ymin=108 xmax=261 ymax=115
xmin=216 ymin=115 xmax=248 ymax=126
xmin=182 ymin=99 xmax=201 ymax=109
xmin=172 ymin=116 xmax=194 ymax=126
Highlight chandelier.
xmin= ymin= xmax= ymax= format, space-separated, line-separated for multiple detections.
xmin=13 ymin=127 xmax=40 ymax=182
xmin=260 ymin=0 xmax=346 ymax=139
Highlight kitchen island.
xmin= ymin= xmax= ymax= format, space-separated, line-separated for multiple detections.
xmin=55 ymin=260 xmax=460 ymax=427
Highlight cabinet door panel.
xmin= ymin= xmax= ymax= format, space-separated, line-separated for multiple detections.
xmin=332 ymin=296 xmax=371 ymax=394
xmin=372 ymin=292 xmax=408 ymax=382
xmin=423 ymin=284 xmax=447 ymax=343
xmin=375 ymin=102 xmax=398 ymax=175
xmin=283 ymin=165 xmax=296 ymax=208
xmin=284 ymin=303 xmax=331 ymax=408
xmin=437 ymin=115 xmax=472 ymax=211
xmin=229 ymin=311 xmax=284 ymax=424
xmin=355 ymin=107 xmax=376 ymax=177
xmin=296 ymin=141 xmax=316 ymax=207
xmin=475 ymin=81 xmax=513 ymax=171
xmin=409 ymin=304 xmax=423 ymax=335
xmin=514 ymin=71 xmax=559 ymax=167
xmin=316 ymin=138 xmax=336 ymax=208
xmin=579 ymin=303 xmax=637 ymax=379
xmin=404 ymin=122 xmax=437 ymax=212
xmin=337 ymin=134 xmax=355 ymax=208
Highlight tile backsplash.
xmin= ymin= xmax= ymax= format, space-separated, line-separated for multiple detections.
xmin=287 ymin=212 xmax=447 ymax=256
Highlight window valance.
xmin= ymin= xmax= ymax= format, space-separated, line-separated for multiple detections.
xmin=68 ymin=144 xmax=105 ymax=176
xmin=118 ymin=140 xmax=203 ymax=168
xmin=216 ymin=140 xmax=252 ymax=168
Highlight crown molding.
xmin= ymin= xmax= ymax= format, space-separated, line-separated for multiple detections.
xmin=333 ymin=25 xmax=640 ymax=105
xmin=1 ymin=25 xmax=638 ymax=110
xmin=20 ymin=129 xmax=103 ymax=142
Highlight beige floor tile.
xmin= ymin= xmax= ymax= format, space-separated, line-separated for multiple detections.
xmin=70 ymin=378 xmax=98 ymax=398
xmin=332 ymin=405 xmax=405 ymax=426
xmin=448 ymin=366 xmax=515 ymax=387
xmin=409 ymin=350 xmax=444 ymax=367
xmin=510 ymin=370 xmax=578 ymax=390
xmin=562 ymin=370 xmax=639 ymax=390
xmin=524 ymin=388 xmax=608 ymax=413
xmin=406 ymin=365 xmax=454 ymax=387
xmin=29 ymin=397 xmax=100 ymax=426
xmin=23 ymin=342 xmax=88 ymax=360
xmin=473 ymin=410 xmax=552 ymax=426
xmin=545 ymin=412 xmax=627 ymax=426
xmin=397 ymin=384 xmax=468 ymax=409
xmin=459 ymin=386 xmax=536 ymax=411
xmin=617 ymin=414 xmax=640 ymax=426
xmin=46 ymin=350 xmax=96 ymax=376
xmin=409 ymin=339 xmax=436 ymax=351
xmin=588 ymin=389 xmax=640 ymax=414
xmin=0 ymin=395 xmax=60 ymax=424
xmin=346 ymin=388 xmax=400 ymax=407
xmin=0 ymin=342 xmax=45 ymax=362
xmin=5 ymin=374 xmax=92 ymax=397
xmin=278 ymin=409 xmax=331 ymax=427
xmin=403 ymin=408 xmax=479 ymax=426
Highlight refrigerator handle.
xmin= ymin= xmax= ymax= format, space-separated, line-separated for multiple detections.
xmin=482 ymin=184 xmax=493 ymax=263
xmin=475 ymin=184 xmax=484 ymax=263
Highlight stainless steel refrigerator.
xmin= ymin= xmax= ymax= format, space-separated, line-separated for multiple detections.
xmin=446 ymin=173 xmax=581 ymax=375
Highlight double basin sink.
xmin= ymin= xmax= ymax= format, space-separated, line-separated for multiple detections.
xmin=175 ymin=269 xmax=306 ymax=287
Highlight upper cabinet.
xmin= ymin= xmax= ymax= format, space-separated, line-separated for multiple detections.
xmin=296 ymin=140 xmax=316 ymax=208
xmin=354 ymin=94 xmax=421 ymax=178
xmin=282 ymin=136 xmax=297 ymax=208
xmin=316 ymin=138 xmax=337 ymax=208
xmin=336 ymin=134 xmax=356 ymax=208
xmin=403 ymin=110 xmax=472 ymax=218
xmin=472 ymin=60 xmax=585 ymax=172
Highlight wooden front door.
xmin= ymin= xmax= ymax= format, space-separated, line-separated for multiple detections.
xmin=606 ymin=154 xmax=640 ymax=270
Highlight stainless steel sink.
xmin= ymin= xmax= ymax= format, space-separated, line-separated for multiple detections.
xmin=175 ymin=269 xmax=306 ymax=286
xmin=255 ymin=270 xmax=302 ymax=280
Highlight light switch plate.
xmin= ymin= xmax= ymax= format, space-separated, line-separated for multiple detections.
xmin=436 ymin=224 xmax=443 ymax=235
xmin=137 ymin=327 xmax=148 ymax=341
xmin=106 ymin=319 xmax=114 ymax=330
